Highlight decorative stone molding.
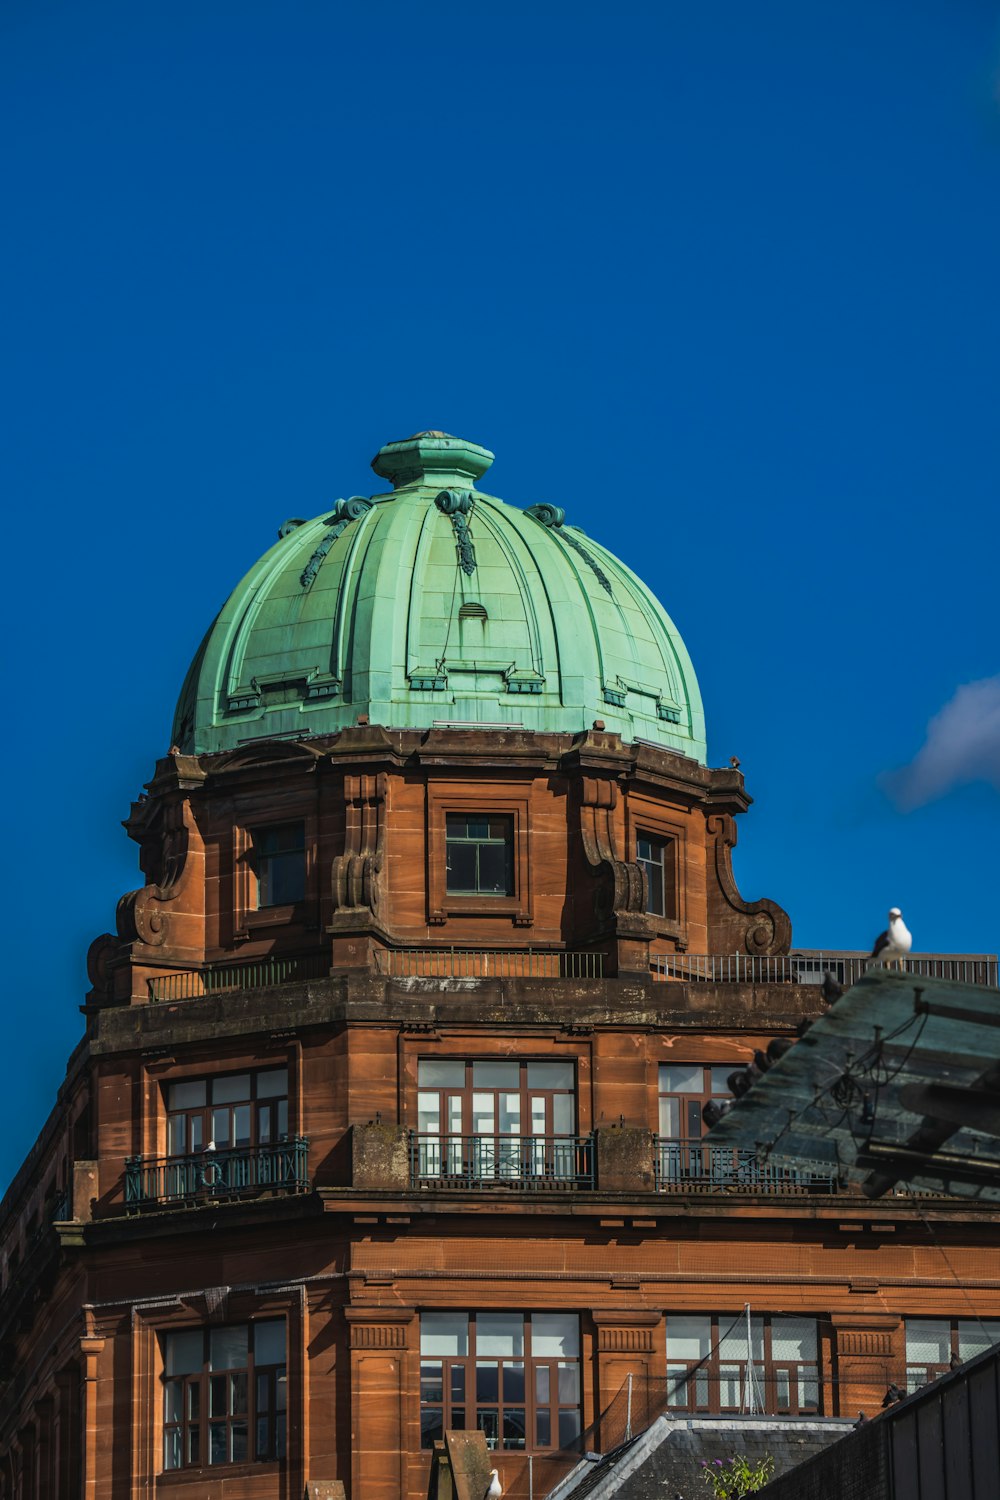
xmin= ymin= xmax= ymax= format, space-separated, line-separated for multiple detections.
xmin=331 ymin=773 xmax=387 ymax=916
xmin=580 ymin=777 xmax=645 ymax=929
xmin=299 ymin=497 xmax=372 ymax=591
xmin=344 ymin=1307 xmax=415 ymax=1351
xmin=592 ymin=1311 xmax=660 ymax=1354
xmin=116 ymin=797 xmax=195 ymax=949
xmin=705 ymin=813 xmax=791 ymax=956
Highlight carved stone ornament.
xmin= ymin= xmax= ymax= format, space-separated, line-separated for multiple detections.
xmin=331 ymin=773 xmax=387 ymax=916
xmin=706 ymin=813 xmax=792 ymax=956
xmin=86 ymin=933 xmax=119 ymax=1000
xmin=580 ymin=777 xmax=646 ymax=928
xmin=116 ymin=799 xmax=194 ymax=949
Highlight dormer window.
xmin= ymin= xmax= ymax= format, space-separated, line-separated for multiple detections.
xmin=253 ymin=823 xmax=305 ymax=908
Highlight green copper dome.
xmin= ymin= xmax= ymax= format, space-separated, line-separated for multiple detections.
xmin=172 ymin=432 xmax=707 ymax=760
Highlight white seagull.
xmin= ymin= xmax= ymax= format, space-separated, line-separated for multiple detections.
xmin=485 ymin=1469 xmax=502 ymax=1498
xmin=869 ymin=907 xmax=912 ymax=968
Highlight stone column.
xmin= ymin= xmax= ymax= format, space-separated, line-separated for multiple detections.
xmin=344 ymin=1307 xmax=416 ymax=1500
xmin=79 ymin=1336 xmax=105 ymax=1500
xmin=831 ymin=1315 xmax=902 ymax=1417
xmin=592 ymin=1312 xmax=663 ymax=1446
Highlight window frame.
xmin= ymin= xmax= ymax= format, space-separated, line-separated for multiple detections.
xmin=905 ymin=1318 xmax=1000 ymax=1392
xmin=165 ymin=1067 xmax=290 ymax=1159
xmin=657 ymin=1063 xmax=733 ymax=1141
xmin=445 ymin=813 xmax=515 ymax=897
xmin=231 ymin=800 xmax=317 ymax=938
xmin=415 ymin=1058 xmax=578 ymax=1183
xmin=636 ymin=831 xmax=676 ymax=919
xmin=419 ymin=1312 xmax=581 ymax=1454
xmin=161 ymin=1320 xmax=286 ymax=1473
xmin=426 ymin=787 xmax=532 ymax=925
xmin=252 ymin=822 xmax=306 ymax=910
xmin=664 ymin=1313 xmax=822 ymax=1417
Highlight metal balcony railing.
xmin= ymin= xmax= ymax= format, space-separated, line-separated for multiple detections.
xmin=124 ymin=1138 xmax=310 ymax=1207
xmin=147 ymin=955 xmax=329 ymax=1002
xmin=410 ymin=1133 xmax=595 ymax=1189
xmin=379 ymin=948 xmax=604 ymax=980
xmin=656 ymin=1138 xmax=838 ymax=1195
xmin=650 ymin=952 xmax=999 ymax=987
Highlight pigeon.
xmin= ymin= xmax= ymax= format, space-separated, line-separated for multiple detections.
xmin=821 ymin=972 xmax=844 ymax=1006
xmin=485 ymin=1469 xmax=502 ymax=1498
xmin=881 ymin=1383 xmax=904 ymax=1407
xmin=869 ymin=908 xmax=912 ymax=968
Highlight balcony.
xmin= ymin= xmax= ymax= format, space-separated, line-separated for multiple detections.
xmin=409 ymin=1132 xmax=595 ymax=1190
xmin=656 ymin=1138 xmax=838 ymax=1195
xmin=378 ymin=949 xmax=604 ymax=979
xmin=124 ymin=1138 xmax=310 ymax=1208
xmin=650 ymin=951 xmax=999 ymax=987
xmin=147 ymin=955 xmax=329 ymax=1002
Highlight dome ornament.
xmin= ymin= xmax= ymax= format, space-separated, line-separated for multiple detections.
xmin=435 ymin=489 xmax=477 ymax=576
xmin=525 ymin=503 xmax=565 ymax=529
xmin=298 ymin=497 xmax=372 ymax=590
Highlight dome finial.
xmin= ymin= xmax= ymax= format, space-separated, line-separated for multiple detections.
xmin=371 ymin=431 xmax=494 ymax=490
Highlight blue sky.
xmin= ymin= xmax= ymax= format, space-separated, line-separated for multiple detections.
xmin=2 ymin=1 xmax=999 ymax=1185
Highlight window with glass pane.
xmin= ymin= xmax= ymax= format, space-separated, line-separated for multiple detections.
xmin=416 ymin=1059 xmax=576 ymax=1183
xmin=167 ymin=1069 xmax=289 ymax=1159
xmin=445 ymin=815 xmax=514 ymax=896
xmin=658 ymin=1065 xmax=732 ymax=1140
xmin=253 ymin=822 xmax=305 ymax=907
xmin=906 ymin=1319 xmax=1000 ymax=1392
xmin=420 ymin=1312 xmax=580 ymax=1454
xmin=665 ymin=1315 xmax=820 ymax=1415
xmin=636 ymin=833 xmax=676 ymax=918
xmin=162 ymin=1320 xmax=285 ymax=1471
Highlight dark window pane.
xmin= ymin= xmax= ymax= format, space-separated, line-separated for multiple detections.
xmin=230 ymin=1371 xmax=247 ymax=1416
xmin=536 ymin=1410 xmax=551 ymax=1446
xmin=276 ymin=1372 xmax=287 ymax=1412
xmin=446 ymin=843 xmax=477 ymax=893
xmin=467 ymin=817 xmax=489 ymax=839
xmin=256 ymin=1416 xmax=269 ymax=1459
xmin=187 ymin=1382 xmax=200 ymax=1419
xmin=647 ymin=862 xmax=664 ymax=915
xmin=164 ymin=1430 xmax=182 ymax=1471
xmin=452 ymin=1407 xmax=466 ymax=1430
xmin=188 ymin=1424 xmax=200 ymax=1466
xmin=420 ymin=1363 xmax=443 ymax=1403
xmin=451 ymin=1366 xmax=466 ymax=1400
xmin=503 ymin=1363 xmax=525 ymax=1401
xmin=256 ymin=1372 xmax=270 ymax=1413
xmin=164 ymin=1380 xmax=182 ymax=1424
xmin=275 ymin=1412 xmax=286 ymax=1459
xmin=477 ymin=1364 xmax=500 ymax=1402
xmin=421 ymin=1409 xmax=443 ymax=1450
xmin=504 ymin=1409 xmax=526 ymax=1448
xmin=231 ymin=1422 xmax=248 ymax=1463
xmin=209 ymin=1422 xmax=227 ymax=1465
xmin=478 ymin=842 xmax=511 ymax=895
xmin=559 ymin=1409 xmax=582 ymax=1448
xmin=209 ymin=1375 xmax=227 ymax=1417
xmin=478 ymin=1411 xmax=500 ymax=1449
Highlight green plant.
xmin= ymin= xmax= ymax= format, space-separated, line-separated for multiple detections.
xmin=699 ymin=1453 xmax=775 ymax=1498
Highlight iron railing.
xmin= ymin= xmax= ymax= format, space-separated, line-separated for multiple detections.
xmin=124 ymin=1138 xmax=310 ymax=1207
xmin=656 ymin=1138 xmax=838 ymax=1195
xmin=409 ymin=1132 xmax=595 ymax=1189
xmin=147 ymin=955 xmax=329 ymax=1002
xmin=650 ymin=952 xmax=999 ymax=987
xmin=378 ymin=948 xmax=605 ymax=980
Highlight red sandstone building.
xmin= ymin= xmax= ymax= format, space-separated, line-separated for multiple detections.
xmin=2 ymin=431 xmax=997 ymax=1499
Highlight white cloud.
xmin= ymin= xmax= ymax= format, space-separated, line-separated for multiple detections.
xmin=886 ymin=675 xmax=1000 ymax=811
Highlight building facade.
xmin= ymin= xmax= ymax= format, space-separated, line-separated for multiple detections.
xmin=2 ymin=432 xmax=998 ymax=1499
